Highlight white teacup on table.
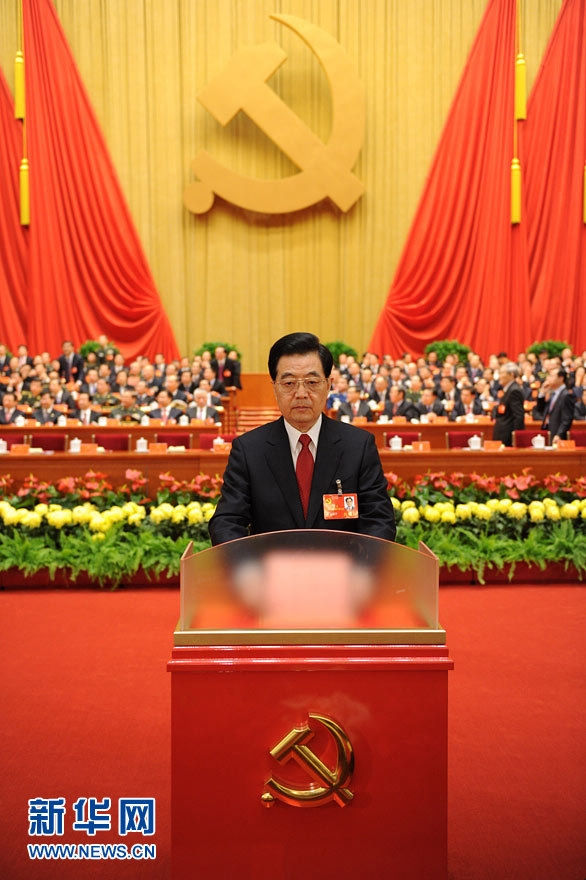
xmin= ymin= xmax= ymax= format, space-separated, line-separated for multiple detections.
xmin=467 ymin=435 xmax=482 ymax=450
xmin=389 ymin=435 xmax=403 ymax=450
xmin=531 ymin=434 xmax=546 ymax=449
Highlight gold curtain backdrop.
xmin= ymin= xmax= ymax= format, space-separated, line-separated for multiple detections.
xmin=0 ymin=0 xmax=562 ymax=370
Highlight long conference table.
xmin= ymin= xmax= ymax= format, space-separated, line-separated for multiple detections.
xmin=0 ymin=421 xmax=584 ymax=492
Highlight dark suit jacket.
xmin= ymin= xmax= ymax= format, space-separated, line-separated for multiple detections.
xmin=0 ymin=408 xmax=26 ymax=424
xmin=185 ymin=405 xmax=219 ymax=422
xmin=416 ymin=400 xmax=445 ymax=417
xmin=58 ymin=353 xmax=85 ymax=383
xmin=492 ymin=384 xmax=525 ymax=446
xmin=208 ymin=416 xmax=396 ymax=545
xmin=72 ymin=408 xmax=101 ymax=424
xmin=449 ymin=399 xmax=484 ymax=420
xmin=533 ymin=387 xmax=574 ymax=440
xmin=382 ymin=399 xmax=420 ymax=421
xmin=211 ymin=358 xmax=241 ymax=389
xmin=32 ymin=407 xmax=60 ymax=425
xmin=148 ymin=406 xmax=184 ymax=423
xmin=336 ymin=400 xmax=374 ymax=422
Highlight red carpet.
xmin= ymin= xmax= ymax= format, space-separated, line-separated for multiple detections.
xmin=0 ymin=585 xmax=584 ymax=880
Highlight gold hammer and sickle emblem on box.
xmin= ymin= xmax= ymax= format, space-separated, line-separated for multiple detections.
xmin=262 ymin=713 xmax=354 ymax=808
xmin=184 ymin=14 xmax=365 ymax=215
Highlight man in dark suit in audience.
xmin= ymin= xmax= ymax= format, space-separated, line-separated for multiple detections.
xmin=449 ymin=386 xmax=484 ymax=420
xmin=186 ymin=389 xmax=220 ymax=423
xmin=48 ymin=378 xmax=76 ymax=413
xmin=209 ymin=332 xmax=395 ymax=544
xmin=533 ymin=368 xmax=574 ymax=443
xmin=211 ymin=346 xmax=241 ymax=389
xmin=58 ymin=341 xmax=85 ymax=384
xmin=33 ymin=392 xmax=60 ymax=425
xmin=72 ymin=392 xmax=101 ymax=425
xmin=492 ymin=363 xmax=525 ymax=446
xmin=574 ymin=388 xmax=586 ymax=421
xmin=148 ymin=389 xmax=184 ymax=424
xmin=382 ymin=386 xmax=419 ymax=421
xmin=0 ymin=392 xmax=26 ymax=424
xmin=416 ymin=388 xmax=446 ymax=418
xmin=337 ymin=384 xmax=374 ymax=422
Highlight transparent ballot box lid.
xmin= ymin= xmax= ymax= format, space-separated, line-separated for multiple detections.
xmin=175 ymin=530 xmax=444 ymax=646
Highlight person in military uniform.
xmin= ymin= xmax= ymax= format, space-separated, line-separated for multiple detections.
xmin=110 ymin=390 xmax=143 ymax=423
xmin=93 ymin=378 xmax=119 ymax=411
xmin=19 ymin=377 xmax=45 ymax=411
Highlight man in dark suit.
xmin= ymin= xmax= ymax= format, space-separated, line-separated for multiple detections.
xmin=336 ymin=385 xmax=374 ymax=422
xmin=532 ymin=369 xmax=574 ymax=443
xmin=148 ymin=389 xmax=184 ymax=424
xmin=574 ymin=388 xmax=586 ymax=421
xmin=416 ymin=388 xmax=445 ymax=418
xmin=211 ymin=347 xmax=242 ymax=389
xmin=186 ymin=389 xmax=219 ymax=422
xmin=58 ymin=341 xmax=85 ymax=384
xmin=33 ymin=392 xmax=60 ymax=425
xmin=382 ymin=386 xmax=419 ymax=421
xmin=0 ymin=392 xmax=26 ymax=424
xmin=72 ymin=392 xmax=101 ymax=424
xmin=449 ymin=387 xmax=484 ymax=421
xmin=209 ymin=332 xmax=395 ymax=545
xmin=492 ymin=363 xmax=525 ymax=446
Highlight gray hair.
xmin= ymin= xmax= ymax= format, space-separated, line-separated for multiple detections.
xmin=502 ymin=362 xmax=520 ymax=378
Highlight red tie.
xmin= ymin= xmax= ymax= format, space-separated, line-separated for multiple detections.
xmin=296 ymin=434 xmax=314 ymax=519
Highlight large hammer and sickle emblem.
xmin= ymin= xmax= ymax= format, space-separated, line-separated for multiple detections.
xmin=262 ymin=713 xmax=354 ymax=808
xmin=184 ymin=14 xmax=365 ymax=215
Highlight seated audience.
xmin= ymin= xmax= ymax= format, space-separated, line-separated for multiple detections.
xmin=369 ymin=375 xmax=391 ymax=407
xmin=327 ymin=376 xmax=349 ymax=409
xmin=574 ymin=388 xmax=586 ymax=420
xmin=0 ymin=391 xmax=26 ymax=423
xmin=416 ymin=387 xmax=446 ymax=418
xmin=186 ymin=389 xmax=220 ymax=423
xmin=148 ymin=389 xmax=184 ymax=424
xmin=73 ymin=392 xmax=101 ymax=424
xmin=48 ymin=378 xmax=76 ymax=413
xmin=337 ymin=384 xmax=374 ymax=422
xmin=449 ymin=386 xmax=484 ymax=420
xmin=110 ymin=390 xmax=143 ymax=423
xmin=382 ymin=385 xmax=420 ymax=421
xmin=33 ymin=391 xmax=60 ymax=425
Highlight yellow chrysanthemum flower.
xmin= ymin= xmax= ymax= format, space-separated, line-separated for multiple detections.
xmin=402 ymin=507 xmax=420 ymax=524
xmin=507 ymin=502 xmax=527 ymax=519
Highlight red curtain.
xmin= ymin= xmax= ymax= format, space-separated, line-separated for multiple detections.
xmin=0 ymin=69 xmax=28 ymax=346
xmin=524 ymin=0 xmax=586 ymax=351
xmin=21 ymin=0 xmax=179 ymax=362
xmin=369 ymin=0 xmax=531 ymax=362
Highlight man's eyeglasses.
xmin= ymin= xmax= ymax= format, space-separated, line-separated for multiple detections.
xmin=275 ymin=378 xmax=326 ymax=394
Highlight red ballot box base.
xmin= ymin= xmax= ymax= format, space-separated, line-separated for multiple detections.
xmin=169 ymin=643 xmax=453 ymax=880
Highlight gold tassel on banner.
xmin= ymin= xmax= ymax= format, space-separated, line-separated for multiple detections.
xmin=20 ymin=157 xmax=30 ymax=226
xmin=515 ymin=53 xmax=526 ymax=120
xmin=511 ymin=158 xmax=521 ymax=224
xmin=14 ymin=50 xmax=25 ymax=119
